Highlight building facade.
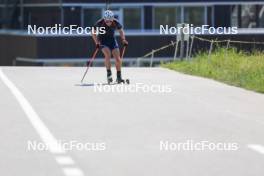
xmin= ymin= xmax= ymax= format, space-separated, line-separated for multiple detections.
xmin=1 ymin=0 xmax=264 ymax=30
xmin=1 ymin=0 xmax=264 ymax=66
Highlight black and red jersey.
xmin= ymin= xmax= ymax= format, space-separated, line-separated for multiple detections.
xmin=94 ymin=18 xmax=123 ymax=42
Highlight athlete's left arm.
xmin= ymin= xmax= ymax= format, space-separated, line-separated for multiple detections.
xmin=115 ymin=20 xmax=128 ymax=46
xmin=118 ymin=29 xmax=128 ymax=46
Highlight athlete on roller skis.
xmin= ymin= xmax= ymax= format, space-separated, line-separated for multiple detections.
xmin=92 ymin=10 xmax=129 ymax=84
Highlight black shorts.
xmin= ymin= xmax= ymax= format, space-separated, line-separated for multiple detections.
xmin=100 ymin=39 xmax=119 ymax=51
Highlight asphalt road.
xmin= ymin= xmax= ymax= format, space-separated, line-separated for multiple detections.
xmin=0 ymin=67 xmax=264 ymax=176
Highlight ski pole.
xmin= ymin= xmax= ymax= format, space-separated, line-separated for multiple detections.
xmin=81 ymin=48 xmax=99 ymax=83
xmin=121 ymin=45 xmax=127 ymax=59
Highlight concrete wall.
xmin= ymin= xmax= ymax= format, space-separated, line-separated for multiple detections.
xmin=0 ymin=33 xmax=264 ymax=66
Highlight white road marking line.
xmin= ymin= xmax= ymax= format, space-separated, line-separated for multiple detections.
xmin=56 ymin=156 xmax=75 ymax=165
xmin=0 ymin=69 xmax=64 ymax=154
xmin=248 ymin=144 xmax=264 ymax=155
xmin=63 ymin=168 xmax=84 ymax=176
xmin=0 ymin=69 xmax=84 ymax=175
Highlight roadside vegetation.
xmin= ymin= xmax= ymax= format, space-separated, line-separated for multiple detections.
xmin=162 ymin=48 xmax=264 ymax=93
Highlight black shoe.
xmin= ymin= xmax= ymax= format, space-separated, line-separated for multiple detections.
xmin=107 ymin=70 xmax=113 ymax=84
xmin=116 ymin=71 xmax=124 ymax=84
xmin=107 ymin=75 xmax=113 ymax=84
xmin=116 ymin=77 xmax=125 ymax=84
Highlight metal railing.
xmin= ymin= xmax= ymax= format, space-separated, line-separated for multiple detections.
xmin=137 ymin=35 xmax=264 ymax=67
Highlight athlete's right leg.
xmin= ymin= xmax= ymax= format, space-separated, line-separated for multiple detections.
xmin=102 ymin=47 xmax=111 ymax=69
xmin=102 ymin=47 xmax=112 ymax=83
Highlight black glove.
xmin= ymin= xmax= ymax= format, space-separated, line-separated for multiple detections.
xmin=122 ymin=39 xmax=128 ymax=47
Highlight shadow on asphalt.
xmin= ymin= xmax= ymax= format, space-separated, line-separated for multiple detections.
xmin=75 ymin=83 xmax=118 ymax=87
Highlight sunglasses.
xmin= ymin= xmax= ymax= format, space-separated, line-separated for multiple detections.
xmin=105 ymin=20 xmax=113 ymax=24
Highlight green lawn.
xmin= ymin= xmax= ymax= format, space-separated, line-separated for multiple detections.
xmin=162 ymin=48 xmax=264 ymax=93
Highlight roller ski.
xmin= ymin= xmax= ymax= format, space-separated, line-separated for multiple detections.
xmin=116 ymin=77 xmax=130 ymax=85
xmin=116 ymin=71 xmax=130 ymax=84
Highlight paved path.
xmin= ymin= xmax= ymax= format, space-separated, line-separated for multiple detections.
xmin=0 ymin=67 xmax=264 ymax=176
